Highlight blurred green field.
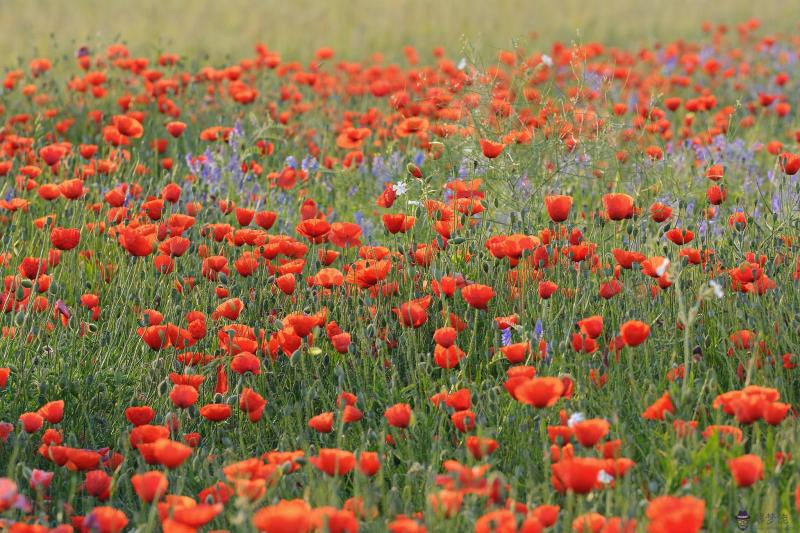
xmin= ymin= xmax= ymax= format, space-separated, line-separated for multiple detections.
xmin=0 ymin=0 xmax=795 ymax=64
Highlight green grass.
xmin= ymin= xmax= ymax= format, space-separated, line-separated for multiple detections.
xmin=1 ymin=0 xmax=797 ymax=63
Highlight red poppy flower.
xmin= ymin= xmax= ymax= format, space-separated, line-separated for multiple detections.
xmin=295 ymin=218 xmax=331 ymax=243
xmin=461 ymin=283 xmax=495 ymax=310
xmin=573 ymin=418 xmax=610 ymax=447
xmin=19 ymin=412 xmax=44 ymax=433
xmin=50 ymin=227 xmax=81 ymax=250
xmin=646 ymin=495 xmax=705 ymax=533
xmin=125 ymin=406 xmax=156 ymax=426
xmin=309 ymin=448 xmax=356 ymax=476
xmin=642 ymin=393 xmax=675 ymax=421
xmin=551 ymin=457 xmax=605 ymax=494
xmin=358 ymin=452 xmax=381 ymax=476
xmin=199 ymin=403 xmax=232 ymax=422
xmin=131 ymin=471 xmax=168 ymax=503
xmin=466 ymin=436 xmax=498 ymax=459
xmin=166 ymin=121 xmax=186 ymax=138
xmin=308 ymin=412 xmax=334 ymax=433
xmin=393 ymin=301 xmax=428 ymax=328
xmin=620 ymin=320 xmax=650 ymax=347
xmin=514 ymin=377 xmax=564 ymax=408
xmin=728 ymin=454 xmax=764 ymax=487
xmin=384 ymin=403 xmax=412 ymax=428
xmin=450 ymin=410 xmax=476 ymax=432
xmin=433 ymin=343 xmax=466 ymax=368
xmin=169 ymin=385 xmax=198 ymax=409
xmin=253 ymin=499 xmax=312 ymax=532
xmin=602 ymin=193 xmax=634 ymax=221
xmin=544 ymin=195 xmax=573 ymax=222
xmin=480 ymin=139 xmax=505 ymax=158
xmin=85 ymin=506 xmax=128 ymax=533
xmin=37 ymin=400 xmax=64 ymax=423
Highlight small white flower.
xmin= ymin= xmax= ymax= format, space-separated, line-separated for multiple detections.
xmin=597 ymin=470 xmax=614 ymax=485
xmin=709 ymin=280 xmax=724 ymax=299
xmin=392 ymin=181 xmax=408 ymax=197
xmin=541 ymin=54 xmax=553 ymax=67
xmin=655 ymin=258 xmax=670 ymax=277
xmin=457 ymin=57 xmax=467 ymax=70
xmin=567 ymin=412 xmax=585 ymax=428
xmin=407 ymin=200 xmax=421 ymax=207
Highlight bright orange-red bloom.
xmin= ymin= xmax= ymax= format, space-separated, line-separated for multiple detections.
xmin=466 ymin=436 xmax=498 ymax=459
xmin=646 ymin=496 xmax=705 ymax=533
xmin=433 ymin=343 xmax=466 ymax=368
xmin=551 ymin=457 xmax=605 ymax=494
xmin=153 ymin=438 xmax=193 ymax=469
xmin=20 ymin=412 xmax=44 ymax=433
xmin=572 ymin=512 xmax=606 ymax=533
xmin=199 ymin=403 xmax=232 ymax=422
xmin=50 ymin=227 xmax=81 ymax=250
xmin=253 ymin=499 xmax=312 ymax=532
xmin=37 ymin=400 xmax=64 ymax=423
xmin=384 ymin=403 xmax=412 ymax=428
xmin=705 ymin=164 xmax=724 ymax=181
xmin=499 ymin=342 xmax=529 ymax=364
xmin=295 ymin=218 xmax=331 ymax=243
xmin=358 ymin=451 xmax=381 ymax=476
xmin=602 ymin=193 xmax=634 ymax=221
xmin=728 ymin=454 xmax=764 ymax=487
xmin=239 ymin=387 xmax=267 ymax=422
xmin=665 ymin=228 xmax=694 ymax=245
xmin=166 ymin=121 xmax=186 ymax=138
xmin=480 ymin=139 xmax=505 ymax=158
xmin=308 ymin=412 xmax=334 ymax=433
xmin=85 ymin=506 xmax=128 ymax=533
xmin=450 ymin=410 xmax=476 ymax=432
xmin=514 ymin=377 xmax=564 ymax=408
xmin=649 ymin=202 xmax=673 ymax=222
xmin=620 ymin=320 xmax=650 ymax=347
xmin=112 ymin=115 xmax=144 ymax=138
xmin=642 ymin=393 xmax=675 ymax=420
xmin=212 ymin=297 xmax=244 ymax=320
xmin=577 ymin=315 xmax=603 ymax=339
xmin=383 ymin=213 xmax=416 ymax=234
xmin=131 ymin=471 xmax=168 ymax=502
xmin=393 ymin=300 xmax=428 ymax=328
xmin=702 ymin=424 xmax=743 ymax=444
xmin=573 ymin=418 xmax=610 ymax=447
xmin=125 ymin=406 xmax=155 ymax=426
xmin=169 ymin=385 xmax=198 ymax=409
xmin=544 ymin=195 xmax=573 ymax=222
xmin=461 ymin=283 xmax=495 ymax=310
xmin=309 ymin=448 xmax=356 ymax=476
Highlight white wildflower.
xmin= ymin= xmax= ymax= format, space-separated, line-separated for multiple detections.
xmin=709 ymin=280 xmax=724 ymax=299
xmin=541 ymin=54 xmax=553 ymax=67
xmin=567 ymin=412 xmax=585 ymax=428
xmin=457 ymin=57 xmax=467 ymax=70
xmin=655 ymin=258 xmax=670 ymax=277
xmin=392 ymin=181 xmax=408 ymax=197
xmin=597 ymin=470 xmax=614 ymax=485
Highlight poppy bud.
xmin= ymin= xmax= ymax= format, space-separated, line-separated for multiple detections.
xmin=407 ymin=163 xmax=423 ymax=179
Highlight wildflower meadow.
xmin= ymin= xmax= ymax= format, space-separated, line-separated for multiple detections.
xmin=0 ymin=4 xmax=799 ymax=533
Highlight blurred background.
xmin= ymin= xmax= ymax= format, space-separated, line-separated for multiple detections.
xmin=0 ymin=0 xmax=795 ymax=64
